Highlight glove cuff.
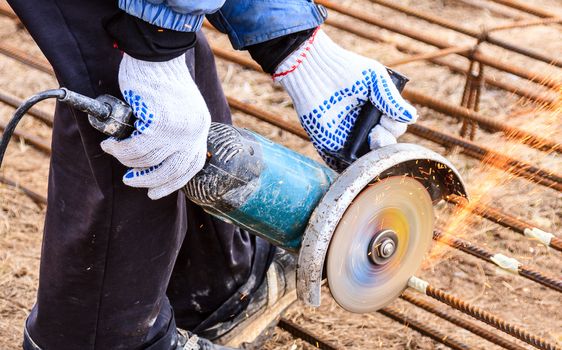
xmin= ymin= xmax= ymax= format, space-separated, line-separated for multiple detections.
xmin=273 ymin=28 xmax=342 ymax=82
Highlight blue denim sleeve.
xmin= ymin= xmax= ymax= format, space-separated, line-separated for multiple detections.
xmin=119 ymin=0 xmax=225 ymax=32
xmin=207 ymin=0 xmax=327 ymax=49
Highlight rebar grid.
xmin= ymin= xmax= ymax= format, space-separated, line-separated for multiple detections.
xmin=0 ymin=5 xmax=560 ymax=350
xmin=400 ymin=292 xmax=527 ymax=350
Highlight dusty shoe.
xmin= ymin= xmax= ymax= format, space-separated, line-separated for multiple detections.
xmin=176 ymin=329 xmax=237 ymax=350
xmin=198 ymin=249 xmax=297 ymax=349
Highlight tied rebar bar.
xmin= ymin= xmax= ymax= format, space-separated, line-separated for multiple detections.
xmin=401 ymin=292 xmax=527 ymax=350
xmin=378 ymin=307 xmax=473 ymax=350
xmin=409 ymin=124 xmax=562 ymax=192
xmin=421 ymin=284 xmax=560 ymax=350
xmin=433 ymin=230 xmax=562 ymax=293
xmin=447 ymin=195 xmax=561 ymax=252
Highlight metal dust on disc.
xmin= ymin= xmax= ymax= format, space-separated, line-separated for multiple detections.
xmin=326 ymin=176 xmax=434 ymax=313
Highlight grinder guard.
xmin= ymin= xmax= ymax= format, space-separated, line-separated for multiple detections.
xmin=297 ymin=143 xmax=467 ymax=308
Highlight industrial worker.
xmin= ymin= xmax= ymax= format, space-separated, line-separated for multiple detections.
xmin=8 ymin=1 xmax=418 ymax=349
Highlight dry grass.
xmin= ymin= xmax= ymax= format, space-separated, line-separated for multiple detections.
xmin=0 ymin=0 xmax=561 ymax=349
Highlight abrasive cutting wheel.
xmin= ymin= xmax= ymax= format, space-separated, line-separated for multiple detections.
xmin=326 ymin=176 xmax=434 ymax=313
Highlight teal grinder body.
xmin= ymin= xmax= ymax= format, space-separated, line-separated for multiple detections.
xmin=184 ymin=123 xmax=337 ymax=252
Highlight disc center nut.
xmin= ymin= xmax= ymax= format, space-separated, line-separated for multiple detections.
xmin=369 ymin=229 xmax=399 ymax=265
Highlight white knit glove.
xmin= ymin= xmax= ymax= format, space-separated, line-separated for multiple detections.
xmin=101 ymin=53 xmax=211 ymax=200
xmin=273 ymin=29 xmax=417 ymax=168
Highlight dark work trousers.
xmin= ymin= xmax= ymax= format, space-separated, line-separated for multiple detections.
xmin=8 ymin=1 xmax=272 ymax=349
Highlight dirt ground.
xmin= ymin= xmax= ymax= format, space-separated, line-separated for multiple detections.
xmin=0 ymin=0 xmax=561 ymax=349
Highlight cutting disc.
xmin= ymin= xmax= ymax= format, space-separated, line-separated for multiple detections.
xmin=326 ymin=176 xmax=434 ymax=313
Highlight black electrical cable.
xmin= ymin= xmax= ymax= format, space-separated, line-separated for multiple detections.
xmin=0 ymin=88 xmax=65 ymax=168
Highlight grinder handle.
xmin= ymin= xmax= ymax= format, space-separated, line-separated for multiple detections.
xmin=330 ymin=69 xmax=409 ymax=172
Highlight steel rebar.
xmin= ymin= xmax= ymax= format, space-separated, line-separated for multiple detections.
xmin=388 ymin=46 xmax=472 ymax=67
xmin=487 ymin=0 xmax=561 ymax=19
xmin=278 ymin=318 xmax=340 ymax=350
xmin=408 ymin=277 xmax=560 ymax=350
xmin=0 ymin=42 xmax=54 ymax=75
xmin=316 ymin=0 xmax=562 ymax=90
xmin=0 ymin=120 xmax=52 ymax=154
xmin=368 ymin=0 xmax=562 ymax=67
xmin=403 ymin=89 xmax=561 ymax=154
xmin=378 ymin=306 xmax=473 ymax=350
xmin=409 ymin=124 xmax=562 ymax=191
xmin=0 ymin=175 xmax=47 ymax=205
xmin=433 ymin=230 xmax=562 ymax=293
xmin=401 ymin=292 xmax=527 ymax=350
xmin=447 ymin=195 xmax=561 ymax=252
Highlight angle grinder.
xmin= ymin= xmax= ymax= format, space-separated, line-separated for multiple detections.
xmin=0 ymin=69 xmax=467 ymax=313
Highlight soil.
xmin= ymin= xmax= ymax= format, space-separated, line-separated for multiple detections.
xmin=0 ymin=1 xmax=560 ymax=349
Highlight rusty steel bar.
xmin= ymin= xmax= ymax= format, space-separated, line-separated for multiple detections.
xmin=206 ymin=37 xmax=561 ymax=155
xmin=551 ymin=237 xmax=562 ymax=252
xmin=447 ymin=195 xmax=561 ymax=252
xmin=378 ymin=306 xmax=473 ymax=350
xmin=0 ymin=120 xmax=52 ymax=154
xmin=488 ymin=17 xmax=562 ymax=31
xmin=453 ymin=0 xmax=528 ymax=20
xmin=368 ymin=0 xmax=562 ymax=67
xmin=430 ymin=57 xmax=557 ymax=106
xmin=487 ymin=0 xmax=560 ymax=19
xmin=0 ymin=42 xmax=54 ymax=75
xmin=403 ymin=89 xmax=560 ymax=154
xmin=433 ymin=230 xmax=562 ymax=293
xmin=408 ymin=277 xmax=560 ymax=350
xmin=388 ymin=45 xmax=472 ymax=67
xmin=401 ymin=292 xmax=527 ymax=350
xmin=409 ymin=124 xmax=562 ymax=191
xmin=0 ymin=91 xmax=53 ymax=126
xmin=324 ymin=17 xmax=557 ymax=106
xmin=0 ymin=175 xmax=47 ymax=205
xmin=278 ymin=318 xmax=340 ymax=350
xmin=316 ymin=0 xmax=562 ymax=90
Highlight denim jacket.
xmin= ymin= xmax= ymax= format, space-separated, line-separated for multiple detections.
xmin=118 ymin=0 xmax=327 ymax=49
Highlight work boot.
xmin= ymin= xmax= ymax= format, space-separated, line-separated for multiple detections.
xmin=197 ymin=249 xmax=297 ymax=349
xmin=176 ymin=330 xmax=236 ymax=350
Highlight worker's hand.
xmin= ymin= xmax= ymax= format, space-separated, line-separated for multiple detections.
xmin=273 ymin=29 xmax=417 ymax=168
xmin=101 ymin=53 xmax=210 ymax=200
